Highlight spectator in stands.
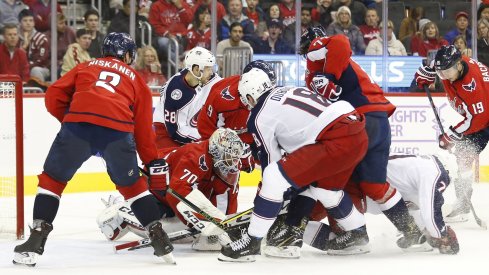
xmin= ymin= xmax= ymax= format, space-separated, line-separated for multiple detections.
xmin=444 ymin=11 xmax=472 ymax=48
xmin=220 ymin=0 xmax=255 ymax=42
xmin=453 ymin=34 xmax=472 ymax=57
xmin=193 ymin=0 xmax=226 ymax=22
xmin=46 ymin=13 xmax=76 ymax=71
xmin=149 ymin=0 xmax=193 ymax=60
xmin=216 ymin=22 xmax=253 ymax=71
xmin=84 ymin=9 xmax=104 ymax=58
xmin=366 ymin=20 xmax=406 ymax=56
xmin=411 ymin=21 xmax=448 ymax=57
xmin=399 ymin=6 xmax=424 ymax=42
xmin=255 ymin=18 xmax=294 ymax=54
xmin=278 ymin=0 xmax=296 ymax=27
xmin=477 ymin=3 xmax=489 ymax=20
xmin=186 ymin=5 xmax=211 ymax=51
xmin=18 ymin=9 xmax=50 ymax=82
xmin=326 ymin=6 xmax=366 ymax=55
xmin=0 ymin=0 xmax=27 ymax=39
xmin=245 ymin=0 xmax=267 ymax=40
xmin=332 ymin=0 xmax=367 ymax=26
xmin=135 ymin=45 xmax=167 ymax=86
xmin=24 ymin=0 xmax=62 ymax=33
xmin=359 ymin=8 xmax=380 ymax=45
xmin=266 ymin=4 xmax=281 ymax=22
xmin=108 ymin=0 xmax=148 ymax=47
xmin=284 ymin=8 xmax=318 ymax=46
xmin=0 ymin=23 xmax=29 ymax=81
xmin=477 ymin=18 xmax=489 ymax=66
xmin=60 ymin=29 xmax=92 ymax=76
xmin=311 ymin=0 xmax=334 ymax=29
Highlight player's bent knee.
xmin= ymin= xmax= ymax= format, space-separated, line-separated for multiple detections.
xmin=37 ymin=172 xmax=67 ymax=198
xmin=260 ymin=162 xmax=292 ymax=201
xmin=359 ymin=181 xmax=397 ymax=204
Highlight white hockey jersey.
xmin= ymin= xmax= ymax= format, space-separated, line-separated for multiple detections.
xmin=153 ymin=69 xmax=221 ymax=144
xmin=367 ymin=154 xmax=450 ymax=238
xmin=247 ymin=86 xmax=356 ymax=168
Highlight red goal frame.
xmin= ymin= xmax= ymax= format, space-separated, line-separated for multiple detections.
xmin=0 ymin=74 xmax=24 ymax=239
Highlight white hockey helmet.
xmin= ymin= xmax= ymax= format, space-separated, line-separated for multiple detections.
xmin=184 ymin=46 xmax=217 ymax=79
xmin=238 ymin=68 xmax=274 ymax=110
xmin=208 ymin=128 xmax=245 ymax=176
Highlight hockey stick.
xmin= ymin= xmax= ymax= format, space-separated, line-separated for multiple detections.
xmin=114 ymin=207 xmax=255 ymax=252
xmin=114 ymin=228 xmax=200 ymax=252
xmin=424 ymin=85 xmax=487 ymax=230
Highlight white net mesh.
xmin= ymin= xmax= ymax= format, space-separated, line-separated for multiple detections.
xmin=0 ymin=81 xmax=18 ymax=236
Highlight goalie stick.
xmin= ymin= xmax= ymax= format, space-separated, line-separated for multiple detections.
xmin=114 ymin=207 xmax=254 ymax=252
xmin=424 ymin=85 xmax=487 ymax=230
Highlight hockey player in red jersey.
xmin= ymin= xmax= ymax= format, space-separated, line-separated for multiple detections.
xmin=97 ymin=128 xmax=246 ymax=251
xmin=283 ymin=27 xmax=425 ymax=251
xmin=415 ymin=45 xmax=489 ymax=222
xmin=197 ymin=60 xmax=277 ymax=172
xmin=13 ymin=33 xmax=174 ymax=266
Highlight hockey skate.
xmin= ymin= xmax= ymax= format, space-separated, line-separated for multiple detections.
xmin=327 ymin=226 xmax=370 ymax=255
xmin=218 ymin=228 xmax=261 ymax=262
xmin=191 ymin=235 xmax=222 ymax=251
xmin=147 ymin=221 xmax=175 ymax=264
xmin=13 ymin=220 xmax=53 ymax=267
xmin=445 ymin=199 xmax=470 ymax=223
xmin=397 ymin=223 xmax=432 ymax=252
xmin=263 ymin=215 xmax=306 ymax=259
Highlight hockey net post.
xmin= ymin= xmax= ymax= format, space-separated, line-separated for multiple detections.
xmin=0 ymin=74 xmax=24 ymax=239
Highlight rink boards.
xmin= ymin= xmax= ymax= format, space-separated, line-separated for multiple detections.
xmin=9 ymin=94 xmax=489 ymax=195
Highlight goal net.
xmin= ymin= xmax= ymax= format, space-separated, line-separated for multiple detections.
xmin=0 ymin=75 xmax=24 ymax=239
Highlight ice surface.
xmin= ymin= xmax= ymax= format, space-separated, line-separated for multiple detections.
xmin=1 ymin=185 xmax=488 ymax=275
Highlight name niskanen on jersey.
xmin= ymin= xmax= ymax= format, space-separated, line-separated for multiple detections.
xmin=88 ymin=59 xmax=136 ymax=80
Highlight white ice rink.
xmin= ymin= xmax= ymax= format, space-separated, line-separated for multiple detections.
xmin=1 ymin=185 xmax=488 ymax=275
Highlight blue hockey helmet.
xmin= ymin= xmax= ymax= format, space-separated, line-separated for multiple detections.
xmin=243 ymin=60 xmax=277 ymax=86
xmin=299 ymin=26 xmax=326 ymax=55
xmin=102 ymin=32 xmax=137 ymax=64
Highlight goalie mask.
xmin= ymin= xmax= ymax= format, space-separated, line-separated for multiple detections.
xmin=208 ymin=128 xmax=245 ymax=176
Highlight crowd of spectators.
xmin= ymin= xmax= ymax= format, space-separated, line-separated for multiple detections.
xmin=0 ymin=0 xmax=488 ymax=91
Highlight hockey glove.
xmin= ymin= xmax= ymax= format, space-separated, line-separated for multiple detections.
xmin=240 ymin=143 xmax=255 ymax=173
xmin=415 ymin=65 xmax=436 ymax=89
xmin=427 ymin=226 xmax=459 ymax=254
xmin=438 ymin=126 xmax=462 ymax=151
xmin=310 ymin=74 xmax=343 ymax=102
xmin=147 ymin=159 xmax=169 ymax=201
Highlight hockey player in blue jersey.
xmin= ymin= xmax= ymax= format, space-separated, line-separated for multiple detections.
xmin=153 ymin=46 xmax=221 ymax=148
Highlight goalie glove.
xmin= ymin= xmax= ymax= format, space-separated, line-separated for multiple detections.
xmin=438 ymin=126 xmax=462 ymax=151
xmin=427 ymin=226 xmax=459 ymax=254
xmin=96 ymin=196 xmax=146 ymax=240
xmin=310 ymin=74 xmax=342 ymax=102
xmin=176 ymin=189 xmax=226 ymax=236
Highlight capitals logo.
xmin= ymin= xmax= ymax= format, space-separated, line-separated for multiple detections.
xmin=199 ymin=155 xmax=209 ymax=171
xmin=220 ymin=87 xmax=235 ymax=100
xmin=462 ymin=78 xmax=476 ymax=92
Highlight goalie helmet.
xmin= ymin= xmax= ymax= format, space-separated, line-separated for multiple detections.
xmin=102 ymin=32 xmax=137 ymax=65
xmin=299 ymin=26 xmax=326 ymax=55
xmin=208 ymin=128 xmax=244 ymax=176
xmin=243 ymin=60 xmax=277 ymax=86
xmin=184 ymin=46 xmax=217 ymax=79
xmin=238 ymin=68 xmax=273 ymax=110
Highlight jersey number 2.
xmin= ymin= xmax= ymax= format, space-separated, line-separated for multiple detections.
xmin=95 ymin=71 xmax=121 ymax=93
